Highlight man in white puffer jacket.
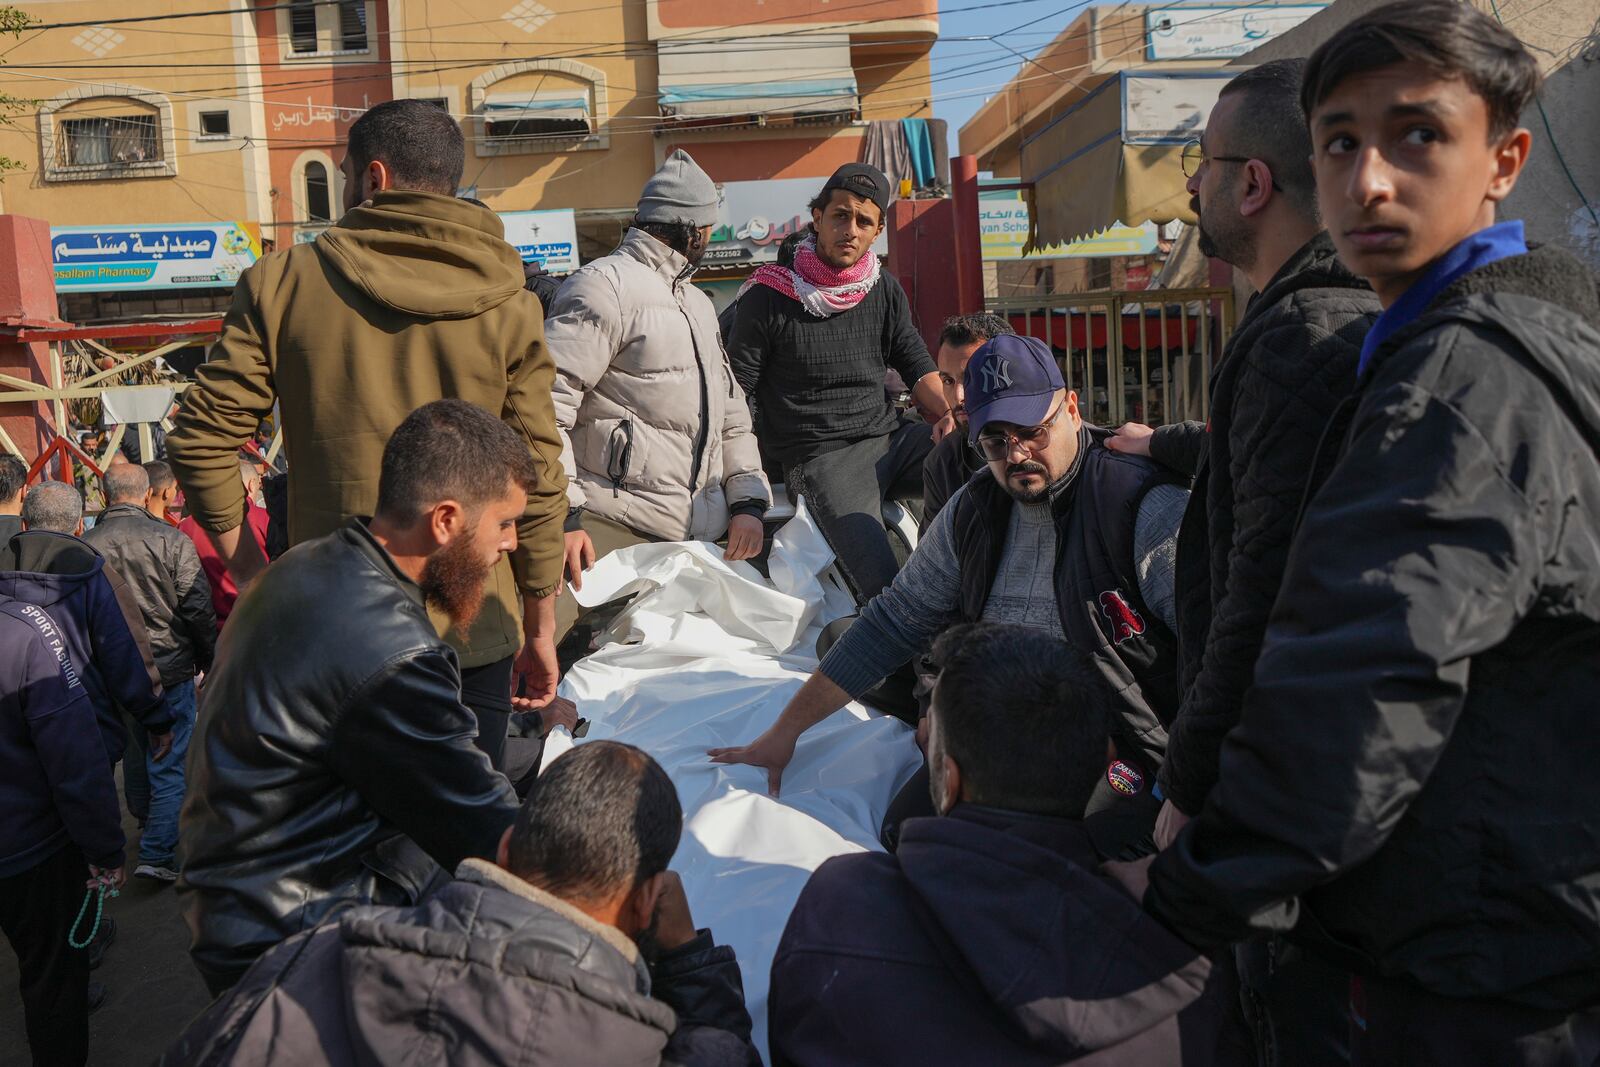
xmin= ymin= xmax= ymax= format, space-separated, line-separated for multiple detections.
xmin=545 ymin=150 xmax=771 ymax=641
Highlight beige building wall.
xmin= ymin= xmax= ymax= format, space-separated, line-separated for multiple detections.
xmin=0 ymin=2 xmax=265 ymax=224
xmin=390 ymin=0 xmax=660 ymax=216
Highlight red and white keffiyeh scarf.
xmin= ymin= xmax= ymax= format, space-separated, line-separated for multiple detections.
xmin=737 ymin=234 xmax=881 ymax=318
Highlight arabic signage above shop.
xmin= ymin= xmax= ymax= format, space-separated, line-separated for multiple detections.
xmin=51 ymin=223 xmax=262 ymax=291
xmin=499 ymin=209 xmax=580 ymax=274
xmin=1145 ymin=4 xmax=1325 ymax=61
xmin=702 ymin=177 xmax=888 ymax=269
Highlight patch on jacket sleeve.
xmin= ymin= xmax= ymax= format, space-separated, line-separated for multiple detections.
xmin=1106 ymin=760 xmax=1145 ymax=796
xmin=1097 ymin=589 xmax=1146 ymax=644
xmin=15 ymin=604 xmax=82 ymax=690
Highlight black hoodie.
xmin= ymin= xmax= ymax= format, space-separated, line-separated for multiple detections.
xmin=0 ymin=530 xmax=168 ymax=760
xmin=1147 ymin=245 xmax=1600 ymax=1011
xmin=771 ymin=804 xmax=1245 ymax=1065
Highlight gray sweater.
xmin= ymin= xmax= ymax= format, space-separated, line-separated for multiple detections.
xmin=820 ymin=478 xmax=1186 ymax=698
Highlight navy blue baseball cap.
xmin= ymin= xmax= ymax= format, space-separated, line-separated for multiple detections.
xmin=964 ymin=334 xmax=1065 ymax=444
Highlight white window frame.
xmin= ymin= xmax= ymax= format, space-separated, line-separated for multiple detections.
xmin=289 ymin=150 xmax=346 ymax=235
xmin=469 ymin=59 xmax=608 ymax=158
xmin=197 ymin=110 xmax=232 ymax=141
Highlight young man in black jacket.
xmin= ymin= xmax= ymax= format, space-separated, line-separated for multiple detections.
xmin=1110 ymin=60 xmax=1379 ymax=1065
xmin=726 ymin=163 xmax=948 ymax=605
xmin=162 ymin=742 xmax=760 ymax=1067
xmin=1144 ymin=5 xmax=1600 ymax=1062
xmin=179 ymin=401 xmax=531 ymax=994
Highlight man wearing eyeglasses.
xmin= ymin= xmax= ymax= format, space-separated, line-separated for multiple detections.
xmin=712 ymin=334 xmax=1187 ymax=845
xmin=1107 ymin=61 xmax=1379 ymax=1067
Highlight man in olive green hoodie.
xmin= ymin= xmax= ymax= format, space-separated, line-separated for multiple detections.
xmin=168 ymin=100 xmax=569 ymax=767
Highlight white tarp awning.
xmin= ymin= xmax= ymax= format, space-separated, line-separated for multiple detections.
xmin=481 ymin=91 xmax=591 ymax=124
xmin=545 ymin=502 xmax=919 ymax=1061
xmin=657 ymin=35 xmax=859 ymax=119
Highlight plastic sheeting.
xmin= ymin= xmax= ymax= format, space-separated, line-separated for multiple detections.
xmin=546 ymin=501 xmax=921 ymax=1061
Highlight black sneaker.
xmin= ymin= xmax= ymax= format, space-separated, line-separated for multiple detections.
xmin=134 ymin=862 xmax=179 ymax=884
xmin=87 ymin=981 xmax=107 ymax=1014
xmin=88 ymin=916 xmax=117 ymax=970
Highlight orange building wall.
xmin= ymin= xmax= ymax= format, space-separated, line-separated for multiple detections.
xmin=253 ymin=4 xmax=395 ymax=237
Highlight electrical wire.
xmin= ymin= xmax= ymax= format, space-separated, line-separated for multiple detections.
xmin=2 ymin=1 xmax=1289 ymax=222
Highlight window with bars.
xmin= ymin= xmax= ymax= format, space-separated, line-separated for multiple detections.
xmin=58 ymin=114 xmax=161 ymax=167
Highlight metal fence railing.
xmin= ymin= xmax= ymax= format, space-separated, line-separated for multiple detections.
xmin=985 ymin=285 xmax=1236 ymax=428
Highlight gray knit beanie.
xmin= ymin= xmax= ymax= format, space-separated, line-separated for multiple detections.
xmin=636 ymin=149 xmax=720 ymax=228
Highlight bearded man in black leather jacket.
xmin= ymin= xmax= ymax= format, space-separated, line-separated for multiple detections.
xmin=178 ymin=400 xmax=540 ymax=995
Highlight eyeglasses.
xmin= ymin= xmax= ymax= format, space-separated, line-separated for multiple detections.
xmin=973 ymin=403 xmax=1066 ymax=462
xmin=1180 ymin=139 xmax=1282 ymax=190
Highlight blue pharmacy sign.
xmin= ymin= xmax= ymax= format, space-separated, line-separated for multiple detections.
xmin=51 ymin=222 xmax=262 ymax=291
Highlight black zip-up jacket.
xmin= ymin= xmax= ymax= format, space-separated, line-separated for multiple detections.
xmin=1146 ymin=245 xmax=1600 ymax=1011
xmin=1154 ymin=233 xmax=1377 ymax=815
xmin=84 ymin=502 xmax=216 ymax=687
xmin=178 ymin=519 xmax=519 ymax=983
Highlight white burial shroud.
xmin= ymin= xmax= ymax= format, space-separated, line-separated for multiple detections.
xmin=540 ymin=500 xmax=922 ymax=1061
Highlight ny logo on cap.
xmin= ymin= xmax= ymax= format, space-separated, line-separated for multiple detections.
xmin=981 ymin=357 xmax=1014 ymax=394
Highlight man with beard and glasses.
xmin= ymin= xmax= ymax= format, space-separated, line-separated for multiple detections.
xmin=545 ymin=150 xmax=769 ymax=645
xmin=177 ymin=400 xmax=531 ymax=996
xmin=160 ymin=742 xmax=762 ymax=1067
xmin=1105 ymin=60 xmax=1379 ymax=1066
xmin=713 ymin=335 xmax=1188 ymax=854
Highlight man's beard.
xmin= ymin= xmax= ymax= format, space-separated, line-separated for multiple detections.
xmin=419 ymin=528 xmax=494 ymax=632
xmin=1191 ymin=194 xmax=1253 ymax=271
xmin=1002 ymin=460 xmax=1052 ymax=504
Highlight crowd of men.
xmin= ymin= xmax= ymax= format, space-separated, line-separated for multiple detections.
xmin=3 ymin=3 xmax=1599 ymax=1065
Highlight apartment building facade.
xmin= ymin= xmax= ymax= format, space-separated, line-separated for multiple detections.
xmin=0 ymin=0 xmax=940 ymax=318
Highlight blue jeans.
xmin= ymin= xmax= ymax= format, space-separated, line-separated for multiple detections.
xmin=139 ymin=681 xmax=196 ymax=867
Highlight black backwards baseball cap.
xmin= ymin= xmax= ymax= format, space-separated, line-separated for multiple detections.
xmin=963 ymin=334 xmax=1066 ymax=444
xmin=819 ymin=162 xmax=891 ymax=216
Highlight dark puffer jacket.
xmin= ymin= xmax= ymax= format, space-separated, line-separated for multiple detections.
xmin=1153 ymin=232 xmax=1377 ymax=815
xmin=771 ymin=804 xmax=1247 ymax=1065
xmin=83 ymin=502 xmax=216 ymax=687
xmin=159 ymin=859 xmax=762 ymax=1067
xmin=1147 ymin=245 xmax=1600 ymax=1011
